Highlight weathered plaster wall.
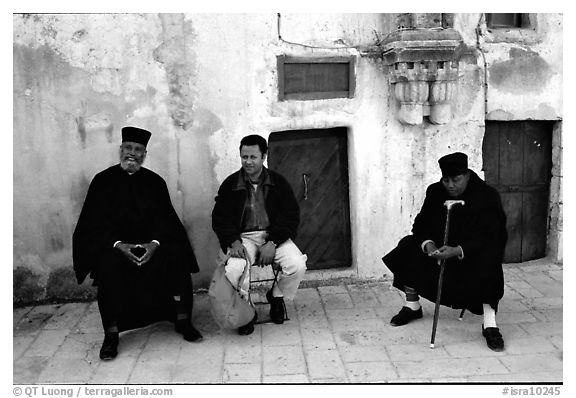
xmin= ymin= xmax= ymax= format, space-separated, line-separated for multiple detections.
xmin=13 ymin=13 xmax=563 ymax=304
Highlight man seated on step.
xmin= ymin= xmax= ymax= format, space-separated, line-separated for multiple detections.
xmin=382 ymin=152 xmax=508 ymax=351
xmin=212 ymin=134 xmax=307 ymax=335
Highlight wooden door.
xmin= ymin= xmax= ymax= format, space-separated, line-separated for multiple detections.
xmin=268 ymin=128 xmax=351 ymax=269
xmin=482 ymin=121 xmax=553 ymax=262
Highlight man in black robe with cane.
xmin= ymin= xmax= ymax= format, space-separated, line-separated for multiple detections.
xmin=382 ymin=152 xmax=508 ymax=351
xmin=73 ymin=126 xmax=202 ymax=360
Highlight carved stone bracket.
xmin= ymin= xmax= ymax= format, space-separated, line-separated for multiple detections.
xmin=381 ymin=28 xmax=463 ymax=125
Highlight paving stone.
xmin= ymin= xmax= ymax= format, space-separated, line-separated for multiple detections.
xmin=144 ymin=328 xmax=184 ymax=352
xmin=171 ymin=359 xmax=223 ymax=383
xmin=52 ymin=332 xmax=101 ymax=360
xmin=334 ymin=329 xmax=429 ymax=347
xmin=262 ymin=345 xmax=306 ymax=376
xmin=548 ymin=335 xmax=562 ymax=350
xmin=519 ymin=321 xmax=563 ymax=337
xmin=75 ymin=307 xmax=103 ymax=333
xmin=497 ymin=299 xmax=530 ymax=312
xmin=371 ymin=286 xmax=405 ymax=307
xmin=223 ymin=363 xmax=261 ymax=383
xmin=14 ymin=305 xmax=59 ymax=335
xmin=318 ymin=285 xmax=348 ymax=295
xmin=339 ymin=345 xmax=390 ymax=363
xmin=43 ymin=302 xmax=90 ymax=330
xmin=116 ymin=329 xmax=151 ymax=357
xmin=387 ymin=343 xmax=450 ymax=361
xmin=306 ymin=348 xmax=346 ymax=379
xmin=547 ymin=270 xmax=563 ymax=281
xmin=298 ymin=315 xmax=330 ymax=329
xmin=310 ymin=377 xmax=349 ymax=383
xmin=466 ymin=372 xmax=562 ymax=383
xmin=13 ymin=306 xmax=32 ymax=327
xmin=262 ymin=323 xmax=302 ymax=346
xmin=345 ymin=361 xmax=397 ymax=382
xmin=347 ymin=284 xmax=380 ymax=308
xmin=38 ymin=355 xmax=99 ymax=383
xmin=502 ymin=289 xmax=523 ymax=300
xmin=89 ymin=355 xmax=138 ymax=384
xmin=128 ymin=351 xmax=177 ymax=383
xmin=321 ymin=293 xmax=354 ymax=309
xmin=24 ymin=329 xmax=70 ymax=357
xmin=531 ymin=308 xmax=563 ymax=322
xmin=394 ymin=357 xmax=509 ymax=379
xmin=521 ymin=263 xmax=562 ymax=273
xmin=325 ymin=307 xmax=378 ymax=321
xmin=330 ymin=318 xmax=386 ymax=332
xmin=521 ymin=274 xmax=562 ymax=297
xmin=523 ymin=297 xmax=563 ymax=311
xmin=13 ymin=356 xmax=49 ymax=384
xmin=262 ymin=373 xmax=309 ymax=383
xmin=300 ymin=327 xmax=337 ymax=350
xmin=499 ymin=353 xmax=563 ymax=374
xmin=13 ymin=335 xmax=35 ymax=359
xmin=497 ymin=311 xmax=539 ymax=324
xmin=224 ymin=342 xmax=261 ymax=363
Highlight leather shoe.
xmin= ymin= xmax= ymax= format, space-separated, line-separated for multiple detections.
xmin=99 ymin=332 xmax=119 ymax=360
xmin=175 ymin=320 xmax=203 ymax=342
xmin=266 ymin=289 xmax=286 ymax=324
xmin=238 ymin=313 xmax=258 ymax=336
xmin=482 ymin=325 xmax=505 ymax=352
xmin=390 ymin=306 xmax=423 ymax=327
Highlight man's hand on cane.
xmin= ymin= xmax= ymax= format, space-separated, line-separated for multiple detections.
xmin=429 ymin=245 xmax=463 ymax=261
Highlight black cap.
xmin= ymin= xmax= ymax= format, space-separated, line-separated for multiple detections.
xmin=122 ymin=126 xmax=151 ymax=147
xmin=438 ymin=152 xmax=468 ymax=177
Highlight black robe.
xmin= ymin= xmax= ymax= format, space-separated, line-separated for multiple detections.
xmin=73 ymin=164 xmax=199 ymax=331
xmin=382 ymin=170 xmax=507 ymax=315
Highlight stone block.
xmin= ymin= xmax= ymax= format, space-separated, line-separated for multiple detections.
xmin=13 ymin=356 xmax=50 ymax=384
xmin=499 ymin=353 xmax=562 ymax=374
xmin=394 ymin=357 xmax=509 ymax=379
xmin=339 ymin=345 xmax=390 ymax=363
xmin=301 ymin=327 xmax=336 ymax=350
xmin=24 ymin=329 xmax=70 ymax=357
xmin=262 ymin=323 xmax=302 ymax=346
xmin=346 ymin=361 xmax=398 ymax=382
xmin=262 ymin=345 xmax=306 ymax=376
xmin=306 ymin=348 xmax=346 ymax=379
xmin=223 ymin=363 xmax=261 ymax=383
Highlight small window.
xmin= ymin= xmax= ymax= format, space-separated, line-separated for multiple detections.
xmin=277 ymin=56 xmax=355 ymax=101
xmin=486 ymin=13 xmax=530 ymax=29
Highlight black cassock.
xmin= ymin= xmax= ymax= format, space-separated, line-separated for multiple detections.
xmin=382 ymin=170 xmax=507 ymax=315
xmin=73 ymin=164 xmax=199 ymax=331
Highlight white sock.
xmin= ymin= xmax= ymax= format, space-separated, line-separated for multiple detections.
xmin=483 ymin=304 xmax=497 ymax=328
xmin=405 ymin=300 xmax=421 ymax=311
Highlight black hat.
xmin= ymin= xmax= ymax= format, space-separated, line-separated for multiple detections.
xmin=438 ymin=152 xmax=468 ymax=177
xmin=122 ymin=126 xmax=151 ymax=147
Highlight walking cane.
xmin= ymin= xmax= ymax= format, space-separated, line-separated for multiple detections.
xmin=430 ymin=199 xmax=465 ymax=349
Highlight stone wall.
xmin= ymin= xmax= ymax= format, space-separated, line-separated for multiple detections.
xmin=13 ymin=13 xmax=563 ymax=304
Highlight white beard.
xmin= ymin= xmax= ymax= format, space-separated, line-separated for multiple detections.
xmin=120 ymin=159 xmax=142 ymax=174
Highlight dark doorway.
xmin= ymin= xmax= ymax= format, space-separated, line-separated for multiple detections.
xmin=268 ymin=127 xmax=352 ymax=270
xmin=482 ymin=121 xmax=553 ymax=262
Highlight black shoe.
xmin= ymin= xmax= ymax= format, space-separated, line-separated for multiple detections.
xmin=482 ymin=325 xmax=505 ymax=352
xmin=266 ymin=289 xmax=286 ymax=324
xmin=390 ymin=306 xmax=423 ymax=327
xmin=238 ymin=313 xmax=258 ymax=336
xmin=99 ymin=332 xmax=119 ymax=360
xmin=175 ymin=320 xmax=203 ymax=342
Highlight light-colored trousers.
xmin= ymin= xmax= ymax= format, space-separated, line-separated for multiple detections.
xmin=219 ymin=231 xmax=307 ymax=300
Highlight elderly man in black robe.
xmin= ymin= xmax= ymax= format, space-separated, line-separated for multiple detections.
xmin=382 ymin=152 xmax=508 ymax=351
xmin=73 ymin=126 xmax=202 ymax=361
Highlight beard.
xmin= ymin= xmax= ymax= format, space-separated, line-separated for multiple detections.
xmin=120 ymin=159 xmax=142 ymax=173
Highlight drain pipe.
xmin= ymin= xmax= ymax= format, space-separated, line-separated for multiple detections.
xmin=475 ymin=13 xmax=489 ymax=118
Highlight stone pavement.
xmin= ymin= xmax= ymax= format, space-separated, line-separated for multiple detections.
xmin=13 ymin=259 xmax=562 ymax=384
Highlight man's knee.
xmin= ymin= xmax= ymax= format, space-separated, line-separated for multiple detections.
xmin=279 ymin=254 xmax=307 ymax=277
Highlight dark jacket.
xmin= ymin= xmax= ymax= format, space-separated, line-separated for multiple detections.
xmin=383 ymin=170 xmax=508 ymax=314
xmin=73 ymin=164 xmax=199 ymax=284
xmin=212 ymin=167 xmax=300 ymax=252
